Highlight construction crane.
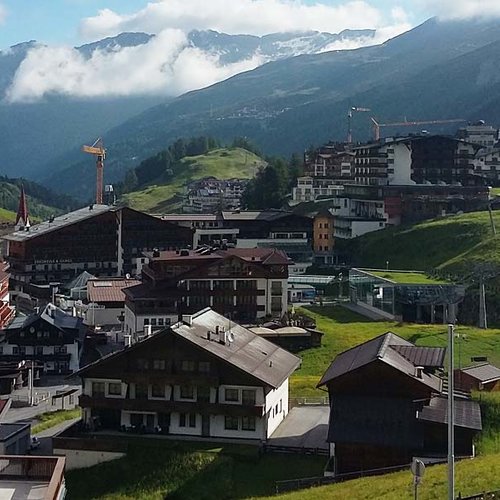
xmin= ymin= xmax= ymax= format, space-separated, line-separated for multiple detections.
xmin=82 ymin=138 xmax=106 ymax=205
xmin=370 ymin=117 xmax=467 ymax=141
xmin=347 ymin=106 xmax=371 ymax=143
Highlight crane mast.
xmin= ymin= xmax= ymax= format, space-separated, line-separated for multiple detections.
xmin=82 ymin=138 xmax=106 ymax=205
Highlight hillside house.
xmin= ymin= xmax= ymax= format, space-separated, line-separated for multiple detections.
xmin=318 ymin=332 xmax=482 ymax=475
xmin=0 ymin=303 xmax=83 ymax=376
xmin=76 ymin=308 xmax=300 ymax=442
xmin=455 ymin=363 xmax=500 ymax=392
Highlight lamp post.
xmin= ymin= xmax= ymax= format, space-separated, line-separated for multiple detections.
xmin=447 ymin=323 xmax=455 ymax=500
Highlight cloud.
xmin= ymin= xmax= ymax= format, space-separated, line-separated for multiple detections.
xmin=422 ymin=0 xmax=500 ymax=20
xmin=6 ymin=0 xmax=413 ymax=102
xmin=5 ymin=30 xmax=264 ymax=102
xmin=79 ymin=0 xmax=401 ymax=40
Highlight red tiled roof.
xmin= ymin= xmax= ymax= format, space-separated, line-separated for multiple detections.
xmin=87 ymin=279 xmax=141 ymax=303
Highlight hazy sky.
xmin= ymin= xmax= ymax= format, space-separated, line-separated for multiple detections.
xmin=0 ymin=0 xmax=430 ymax=48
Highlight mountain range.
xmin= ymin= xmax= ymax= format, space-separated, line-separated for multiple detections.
xmin=40 ymin=17 xmax=500 ymax=200
xmin=0 ymin=28 xmax=375 ymax=181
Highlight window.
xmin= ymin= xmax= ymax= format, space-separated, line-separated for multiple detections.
xmin=181 ymin=360 xmax=196 ymax=372
xmin=225 ymin=388 xmax=239 ymax=402
xmin=35 ymin=346 xmax=43 ymax=356
xmin=43 ymin=331 xmax=50 ymax=338
xmin=242 ymin=389 xmax=256 ymax=406
xmin=55 ymin=346 xmax=67 ymax=354
xmin=108 ymin=383 xmax=122 ymax=396
xmin=153 ymin=359 xmax=166 ymax=370
xmin=135 ymin=383 xmax=148 ymax=400
xmin=198 ymin=361 xmax=210 ymax=374
xmin=324 ymin=223 xmax=329 ymax=229
xmin=158 ymin=318 xmax=164 ymax=326
xmin=224 ymin=416 xmax=239 ymax=430
xmin=180 ymin=385 xmax=194 ymax=399
xmin=92 ymin=382 xmax=105 ymax=397
xmin=151 ymin=383 xmax=165 ymax=398
xmin=151 ymin=318 xmax=157 ymax=326
xmin=179 ymin=413 xmax=196 ymax=428
xmin=136 ymin=358 xmax=149 ymax=370
xmin=275 ymin=404 xmax=279 ymax=415
xmin=144 ymin=318 xmax=150 ymax=325
xmin=189 ymin=413 xmax=196 ymax=428
xmin=241 ymin=416 xmax=256 ymax=431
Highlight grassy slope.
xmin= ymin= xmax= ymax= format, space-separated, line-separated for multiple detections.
xmin=32 ymin=408 xmax=81 ymax=434
xmin=290 ymin=306 xmax=500 ymax=398
xmin=122 ymin=148 xmax=265 ymax=212
xmin=65 ymin=441 xmax=325 ymax=500
xmin=264 ymin=453 xmax=500 ymax=500
xmin=366 ymin=270 xmax=448 ymax=284
xmin=0 ymin=207 xmax=16 ymax=223
xmin=350 ymin=210 xmax=500 ymax=274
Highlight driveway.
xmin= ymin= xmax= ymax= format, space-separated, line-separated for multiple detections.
xmin=268 ymin=406 xmax=329 ymax=451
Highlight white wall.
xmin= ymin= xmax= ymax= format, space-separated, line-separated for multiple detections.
xmin=387 ymin=143 xmax=414 ymax=185
xmin=351 ymin=220 xmax=385 ymax=238
xmin=53 ymin=448 xmax=125 ymax=470
xmin=265 ymin=379 xmax=289 ymax=438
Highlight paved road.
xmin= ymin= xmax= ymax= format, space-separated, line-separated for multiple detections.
xmin=268 ymin=406 xmax=329 ymax=450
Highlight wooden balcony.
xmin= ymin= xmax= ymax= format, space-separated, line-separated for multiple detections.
xmin=79 ymin=395 xmax=265 ymax=417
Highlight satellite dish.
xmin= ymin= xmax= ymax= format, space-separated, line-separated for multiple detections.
xmin=227 ymin=331 xmax=235 ymax=343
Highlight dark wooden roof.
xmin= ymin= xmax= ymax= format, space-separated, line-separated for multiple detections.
xmin=317 ymin=332 xmax=442 ymax=392
xmin=460 ymin=363 xmax=500 ymax=383
xmin=75 ymin=308 xmax=301 ymax=389
xmin=417 ymin=396 xmax=482 ymax=431
xmin=390 ymin=345 xmax=446 ymax=368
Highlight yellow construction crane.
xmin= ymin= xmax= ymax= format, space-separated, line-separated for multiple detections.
xmin=82 ymin=138 xmax=106 ymax=205
xmin=370 ymin=117 xmax=467 ymax=141
xmin=347 ymin=107 xmax=371 ymax=143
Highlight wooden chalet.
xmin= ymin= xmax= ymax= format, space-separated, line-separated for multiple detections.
xmin=75 ymin=308 xmax=300 ymax=442
xmin=318 ymin=332 xmax=482 ymax=475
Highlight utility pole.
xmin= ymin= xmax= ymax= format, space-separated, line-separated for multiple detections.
xmin=448 ymin=324 xmax=455 ymax=500
xmin=488 ymin=203 xmax=496 ymax=236
xmin=479 ymin=276 xmax=487 ymax=329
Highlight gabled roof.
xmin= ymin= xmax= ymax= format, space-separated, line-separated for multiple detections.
xmin=317 ymin=332 xmax=443 ymax=392
xmin=5 ymin=204 xmax=112 ymax=242
xmin=171 ymin=308 xmax=301 ymax=388
xmin=4 ymin=303 xmax=81 ymax=332
xmin=75 ymin=308 xmax=301 ymax=389
xmin=460 ymin=363 xmax=500 ymax=384
xmin=417 ymin=396 xmax=482 ymax=431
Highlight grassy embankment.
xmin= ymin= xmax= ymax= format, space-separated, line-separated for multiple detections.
xmin=65 ymin=440 xmax=325 ymax=500
xmin=290 ymin=305 xmax=500 ymax=398
xmin=350 ymin=210 xmax=500 ymax=274
xmin=122 ymin=147 xmax=265 ymax=213
xmin=262 ymin=453 xmax=500 ymax=500
xmin=32 ymin=408 xmax=81 ymax=434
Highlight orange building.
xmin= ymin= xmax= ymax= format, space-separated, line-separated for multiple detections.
xmin=313 ymin=209 xmax=335 ymax=254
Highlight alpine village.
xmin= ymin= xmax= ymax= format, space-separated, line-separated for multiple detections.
xmin=0 ymin=6 xmax=499 ymax=500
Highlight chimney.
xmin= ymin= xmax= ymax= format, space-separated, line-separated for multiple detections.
xmin=144 ymin=324 xmax=153 ymax=337
xmin=124 ymin=334 xmax=132 ymax=347
xmin=218 ymin=326 xmax=226 ymax=344
xmin=415 ymin=366 xmax=424 ymax=379
xmin=182 ymin=314 xmax=193 ymax=326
